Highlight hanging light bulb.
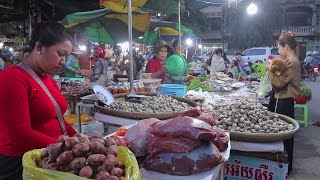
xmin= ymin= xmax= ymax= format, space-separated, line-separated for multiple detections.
xmin=247 ymin=3 xmax=257 ymax=15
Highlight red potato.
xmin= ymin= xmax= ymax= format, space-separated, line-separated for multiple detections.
xmin=72 ymin=143 xmax=90 ymax=156
xmin=44 ymin=162 xmax=59 ymax=170
xmin=104 ymin=137 xmax=117 ymax=147
xmin=90 ymin=141 xmax=106 ymax=154
xmin=40 ymin=148 xmax=49 ymax=159
xmin=59 ymin=165 xmax=72 ymax=172
xmin=75 ymin=133 xmax=90 ymax=144
xmin=117 ymin=161 xmax=125 ymax=169
xmin=47 ymin=142 xmax=63 ymax=158
xmin=78 ymin=137 xmax=90 ymax=145
xmin=56 ymin=151 xmax=74 ymax=166
xmin=111 ymin=135 xmax=127 ymax=146
xmin=56 ymin=135 xmax=69 ymax=143
xmin=89 ymin=132 xmax=103 ymax=139
xmin=65 ymin=136 xmax=79 ymax=149
xmin=103 ymin=154 xmax=119 ymax=172
xmin=118 ymin=177 xmax=125 ymax=180
xmin=91 ymin=138 xmax=106 ymax=145
xmin=74 ymin=133 xmax=89 ymax=139
xmin=69 ymin=157 xmax=86 ymax=170
xmin=38 ymin=158 xmax=50 ymax=168
xmin=87 ymin=154 xmax=105 ymax=166
xmin=79 ymin=165 xmax=93 ymax=178
xmin=108 ymin=176 xmax=118 ymax=180
xmin=106 ymin=145 xmax=119 ymax=157
xmin=110 ymin=167 xmax=125 ymax=177
xmin=95 ymin=171 xmax=110 ymax=180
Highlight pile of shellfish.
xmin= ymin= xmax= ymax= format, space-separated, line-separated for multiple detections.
xmin=106 ymin=95 xmax=192 ymax=113
xmin=215 ymin=101 xmax=295 ymax=133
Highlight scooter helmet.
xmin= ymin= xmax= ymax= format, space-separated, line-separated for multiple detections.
xmin=94 ymin=46 xmax=106 ymax=58
xmin=306 ymin=51 xmax=312 ymax=56
xmin=312 ymin=51 xmax=318 ymax=56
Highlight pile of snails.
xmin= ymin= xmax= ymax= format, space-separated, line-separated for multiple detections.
xmin=215 ymin=101 xmax=295 ymax=133
xmin=106 ymin=95 xmax=192 ymax=113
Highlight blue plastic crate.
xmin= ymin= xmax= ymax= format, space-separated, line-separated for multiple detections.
xmin=159 ymin=84 xmax=187 ymax=97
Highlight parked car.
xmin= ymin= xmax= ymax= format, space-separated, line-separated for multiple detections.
xmin=241 ymin=47 xmax=281 ymax=64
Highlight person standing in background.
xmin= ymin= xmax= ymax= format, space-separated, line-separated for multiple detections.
xmin=64 ymin=47 xmax=83 ymax=78
xmin=208 ymin=48 xmax=225 ymax=75
xmin=268 ymin=31 xmax=301 ymax=174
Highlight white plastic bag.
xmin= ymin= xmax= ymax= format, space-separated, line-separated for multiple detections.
xmin=257 ymin=72 xmax=272 ymax=98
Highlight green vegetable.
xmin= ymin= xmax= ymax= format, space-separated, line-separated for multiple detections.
xmin=300 ymin=85 xmax=312 ymax=100
xmin=187 ymin=78 xmax=213 ymax=92
xmin=251 ymin=62 xmax=267 ymax=78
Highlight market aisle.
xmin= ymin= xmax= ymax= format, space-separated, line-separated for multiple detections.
xmin=289 ymin=80 xmax=320 ymax=180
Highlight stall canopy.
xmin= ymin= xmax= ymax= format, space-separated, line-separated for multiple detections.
xmin=150 ymin=20 xmax=193 ymax=36
xmin=60 ymin=9 xmax=151 ymax=44
xmin=134 ymin=30 xmax=159 ymax=45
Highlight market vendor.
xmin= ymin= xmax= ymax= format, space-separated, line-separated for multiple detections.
xmin=0 ymin=22 xmax=77 ymax=179
xmin=268 ymin=31 xmax=301 ymax=174
xmin=90 ymin=46 xmax=110 ymax=85
xmin=208 ymin=48 xmax=225 ymax=75
xmin=64 ymin=47 xmax=83 ymax=78
xmin=146 ymin=40 xmax=172 ymax=82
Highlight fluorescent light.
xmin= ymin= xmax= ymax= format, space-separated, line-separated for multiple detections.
xmin=9 ymin=47 xmax=13 ymax=52
xmin=138 ymin=36 xmax=143 ymax=39
xmin=79 ymin=45 xmax=86 ymax=51
xmin=186 ymin=38 xmax=193 ymax=46
xmin=198 ymin=44 xmax=203 ymax=49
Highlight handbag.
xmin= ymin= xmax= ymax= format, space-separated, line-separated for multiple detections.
xmin=17 ymin=63 xmax=67 ymax=135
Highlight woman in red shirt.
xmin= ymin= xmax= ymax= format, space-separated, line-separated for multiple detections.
xmin=0 ymin=22 xmax=76 ymax=179
xmin=146 ymin=40 xmax=172 ymax=82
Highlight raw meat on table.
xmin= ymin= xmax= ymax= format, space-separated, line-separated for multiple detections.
xmin=179 ymin=108 xmax=218 ymax=126
xmin=150 ymin=116 xmax=217 ymax=142
xmin=124 ymin=118 xmax=160 ymax=157
xmin=146 ymin=136 xmax=201 ymax=156
xmin=143 ymin=142 xmax=223 ymax=176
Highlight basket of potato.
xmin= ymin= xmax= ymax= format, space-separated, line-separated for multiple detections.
xmin=22 ymin=133 xmax=141 ymax=180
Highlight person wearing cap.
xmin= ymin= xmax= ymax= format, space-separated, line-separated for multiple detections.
xmin=146 ymin=40 xmax=171 ymax=82
xmin=64 ymin=47 xmax=83 ymax=78
xmin=91 ymin=46 xmax=109 ymax=84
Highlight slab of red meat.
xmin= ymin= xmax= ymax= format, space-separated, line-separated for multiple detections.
xmin=196 ymin=112 xmax=218 ymax=126
xmin=123 ymin=118 xmax=160 ymax=157
xmin=143 ymin=142 xmax=223 ymax=176
xmin=146 ymin=136 xmax=201 ymax=156
xmin=178 ymin=108 xmax=204 ymax=117
xmin=150 ymin=116 xmax=217 ymax=142
xmin=212 ymin=127 xmax=229 ymax=152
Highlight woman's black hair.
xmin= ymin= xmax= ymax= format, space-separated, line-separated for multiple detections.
xmin=30 ymin=22 xmax=72 ymax=50
xmin=277 ymin=31 xmax=297 ymax=50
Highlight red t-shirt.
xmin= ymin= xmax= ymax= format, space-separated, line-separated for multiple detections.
xmin=146 ymin=56 xmax=167 ymax=82
xmin=0 ymin=66 xmax=76 ymax=157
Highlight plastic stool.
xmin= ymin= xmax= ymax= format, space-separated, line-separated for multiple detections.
xmin=294 ymin=103 xmax=308 ymax=127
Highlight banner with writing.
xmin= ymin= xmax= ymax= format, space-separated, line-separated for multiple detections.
xmin=226 ymin=155 xmax=288 ymax=180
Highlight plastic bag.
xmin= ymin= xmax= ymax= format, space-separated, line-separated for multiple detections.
xmin=257 ymin=72 xmax=272 ymax=98
xmin=23 ymin=146 xmax=141 ymax=180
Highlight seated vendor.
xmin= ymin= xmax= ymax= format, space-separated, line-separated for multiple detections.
xmin=64 ymin=47 xmax=83 ymax=78
xmin=146 ymin=40 xmax=171 ymax=82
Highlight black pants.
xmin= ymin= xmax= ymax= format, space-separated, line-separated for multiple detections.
xmin=0 ymin=154 xmax=23 ymax=180
xmin=268 ymin=91 xmax=294 ymax=174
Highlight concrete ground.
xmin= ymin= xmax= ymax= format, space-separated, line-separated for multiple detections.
xmin=289 ymin=80 xmax=320 ymax=180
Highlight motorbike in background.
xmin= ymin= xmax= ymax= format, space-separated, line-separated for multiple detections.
xmin=301 ymin=63 xmax=318 ymax=81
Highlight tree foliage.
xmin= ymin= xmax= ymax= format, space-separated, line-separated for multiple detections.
xmin=226 ymin=0 xmax=282 ymax=50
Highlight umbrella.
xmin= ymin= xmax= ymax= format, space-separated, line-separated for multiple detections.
xmin=61 ymin=9 xmax=151 ymax=44
xmin=100 ymin=0 xmax=149 ymax=13
xmin=150 ymin=20 xmax=192 ymax=35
